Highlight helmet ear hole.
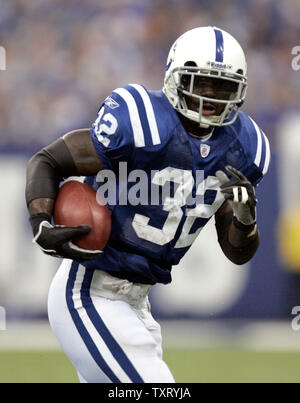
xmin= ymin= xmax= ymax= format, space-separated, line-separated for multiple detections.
xmin=181 ymin=61 xmax=197 ymax=87
xmin=184 ymin=61 xmax=197 ymax=67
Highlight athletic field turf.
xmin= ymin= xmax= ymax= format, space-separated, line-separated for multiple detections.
xmin=0 ymin=348 xmax=300 ymax=383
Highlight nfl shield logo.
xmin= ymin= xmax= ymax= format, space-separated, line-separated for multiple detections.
xmin=200 ymin=143 xmax=210 ymax=158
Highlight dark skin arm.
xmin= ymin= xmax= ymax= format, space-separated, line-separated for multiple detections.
xmin=215 ymin=200 xmax=258 ymax=248
xmin=28 ymin=129 xmax=102 ymax=216
xmin=214 ymin=200 xmax=260 ymax=264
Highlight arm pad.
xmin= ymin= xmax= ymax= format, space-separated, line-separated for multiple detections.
xmin=25 ymin=138 xmax=78 ymax=206
xmin=215 ymin=211 xmax=260 ymax=265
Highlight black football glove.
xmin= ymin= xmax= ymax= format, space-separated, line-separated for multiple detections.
xmin=216 ymin=165 xmax=257 ymax=226
xmin=30 ymin=213 xmax=103 ymax=262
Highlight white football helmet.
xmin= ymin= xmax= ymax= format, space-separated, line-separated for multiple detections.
xmin=163 ymin=26 xmax=248 ymax=128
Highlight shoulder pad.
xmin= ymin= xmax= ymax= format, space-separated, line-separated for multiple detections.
xmin=235 ymin=112 xmax=271 ymax=186
xmin=111 ymin=84 xmax=163 ymax=148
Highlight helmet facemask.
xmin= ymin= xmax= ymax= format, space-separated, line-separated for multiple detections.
xmin=165 ymin=64 xmax=247 ymax=128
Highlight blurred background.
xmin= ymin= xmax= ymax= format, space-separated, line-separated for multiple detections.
xmin=1 ymin=0 xmax=300 ymax=383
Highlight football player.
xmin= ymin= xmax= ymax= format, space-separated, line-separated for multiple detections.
xmin=25 ymin=27 xmax=270 ymax=383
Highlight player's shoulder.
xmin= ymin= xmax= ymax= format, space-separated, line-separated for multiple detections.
xmin=227 ymin=110 xmax=271 ymax=185
xmin=103 ymin=84 xmax=177 ymax=148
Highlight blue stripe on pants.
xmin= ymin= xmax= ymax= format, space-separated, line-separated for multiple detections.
xmin=80 ymin=267 xmax=144 ymax=383
xmin=66 ymin=262 xmax=144 ymax=383
xmin=66 ymin=262 xmax=120 ymax=383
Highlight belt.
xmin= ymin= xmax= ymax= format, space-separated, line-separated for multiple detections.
xmin=90 ymin=270 xmax=152 ymax=306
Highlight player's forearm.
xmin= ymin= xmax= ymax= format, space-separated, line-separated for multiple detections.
xmin=26 ymin=130 xmax=103 ymax=214
xmin=228 ymin=218 xmax=258 ymax=247
xmin=25 ymin=134 xmax=104 ymax=261
xmin=25 ymin=138 xmax=78 ymax=209
xmin=26 ymin=138 xmax=82 ymax=239
xmin=215 ymin=211 xmax=260 ymax=265
xmin=28 ymin=198 xmax=55 ymax=216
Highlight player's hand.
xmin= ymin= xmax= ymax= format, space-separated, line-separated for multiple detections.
xmin=30 ymin=215 xmax=103 ymax=262
xmin=215 ymin=165 xmax=257 ymax=226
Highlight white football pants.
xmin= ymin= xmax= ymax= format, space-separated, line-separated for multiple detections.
xmin=47 ymin=259 xmax=175 ymax=383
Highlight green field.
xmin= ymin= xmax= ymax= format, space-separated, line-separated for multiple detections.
xmin=1 ymin=349 xmax=300 ymax=383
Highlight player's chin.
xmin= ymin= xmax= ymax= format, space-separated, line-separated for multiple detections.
xmin=215 ymin=104 xmax=226 ymax=115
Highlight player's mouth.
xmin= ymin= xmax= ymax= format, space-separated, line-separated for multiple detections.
xmin=202 ymin=103 xmax=217 ymax=116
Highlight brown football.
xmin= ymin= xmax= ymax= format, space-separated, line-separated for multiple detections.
xmin=54 ymin=180 xmax=111 ymax=250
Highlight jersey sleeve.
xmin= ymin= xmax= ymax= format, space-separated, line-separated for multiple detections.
xmin=236 ymin=113 xmax=271 ymax=187
xmin=90 ymin=84 xmax=164 ymax=174
xmin=90 ymin=90 xmax=135 ymax=173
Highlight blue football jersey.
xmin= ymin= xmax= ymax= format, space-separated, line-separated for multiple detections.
xmin=83 ymin=84 xmax=270 ymax=285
